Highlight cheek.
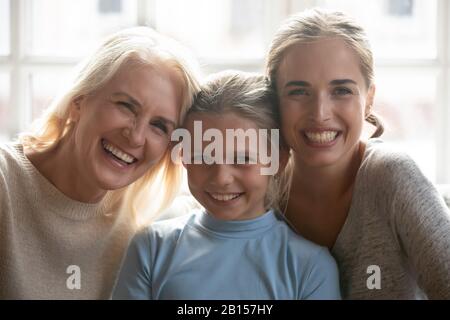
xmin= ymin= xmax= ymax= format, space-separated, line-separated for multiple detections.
xmin=243 ymin=168 xmax=269 ymax=191
xmin=186 ymin=166 xmax=206 ymax=189
xmin=343 ymin=102 xmax=365 ymax=131
xmin=144 ymin=136 xmax=171 ymax=164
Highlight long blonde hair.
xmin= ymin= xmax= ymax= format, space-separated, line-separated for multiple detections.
xmin=20 ymin=27 xmax=200 ymax=227
xmin=266 ymin=8 xmax=384 ymax=138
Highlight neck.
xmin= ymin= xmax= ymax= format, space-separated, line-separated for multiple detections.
xmin=26 ymin=136 xmax=107 ymax=203
xmin=291 ymin=142 xmax=364 ymax=203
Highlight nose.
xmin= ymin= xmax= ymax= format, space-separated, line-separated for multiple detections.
xmin=209 ymin=164 xmax=234 ymax=187
xmin=309 ymin=93 xmax=332 ymax=122
xmin=123 ymin=119 xmax=146 ymax=147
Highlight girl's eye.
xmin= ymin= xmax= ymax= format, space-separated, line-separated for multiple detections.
xmin=191 ymin=153 xmax=204 ymax=163
xmin=288 ymin=88 xmax=309 ymax=96
xmin=235 ymin=154 xmax=252 ymax=165
xmin=333 ymin=87 xmax=353 ymax=96
xmin=150 ymin=120 xmax=168 ymax=134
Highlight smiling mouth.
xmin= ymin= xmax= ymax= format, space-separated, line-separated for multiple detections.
xmin=303 ymin=130 xmax=341 ymax=144
xmin=101 ymin=139 xmax=138 ymax=165
xmin=207 ymin=192 xmax=244 ymax=202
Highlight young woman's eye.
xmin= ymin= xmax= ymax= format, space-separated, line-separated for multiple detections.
xmin=333 ymin=87 xmax=353 ymax=96
xmin=150 ymin=120 xmax=168 ymax=134
xmin=288 ymin=88 xmax=309 ymax=96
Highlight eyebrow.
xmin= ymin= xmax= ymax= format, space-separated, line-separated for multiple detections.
xmin=155 ymin=116 xmax=177 ymax=130
xmin=112 ymin=92 xmax=177 ymax=128
xmin=330 ymin=79 xmax=357 ymax=85
xmin=112 ymin=92 xmax=142 ymax=108
xmin=285 ymin=80 xmax=311 ymax=88
xmin=284 ymin=79 xmax=357 ymax=88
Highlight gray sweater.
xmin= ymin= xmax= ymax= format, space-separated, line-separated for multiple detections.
xmin=331 ymin=139 xmax=450 ymax=299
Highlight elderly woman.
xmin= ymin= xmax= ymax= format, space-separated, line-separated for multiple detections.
xmin=0 ymin=27 xmax=199 ymax=299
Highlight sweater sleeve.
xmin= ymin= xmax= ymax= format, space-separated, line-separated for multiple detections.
xmin=388 ymin=153 xmax=450 ymax=299
xmin=112 ymin=229 xmax=153 ymax=300
xmin=302 ymin=248 xmax=342 ymax=300
xmin=0 ymin=151 xmax=7 ymax=221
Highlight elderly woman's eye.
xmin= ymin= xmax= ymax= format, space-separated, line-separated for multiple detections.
xmin=151 ymin=120 xmax=168 ymax=134
xmin=117 ymin=101 xmax=135 ymax=112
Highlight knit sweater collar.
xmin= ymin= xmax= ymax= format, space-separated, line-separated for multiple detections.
xmin=12 ymin=143 xmax=110 ymax=221
xmin=196 ymin=209 xmax=278 ymax=238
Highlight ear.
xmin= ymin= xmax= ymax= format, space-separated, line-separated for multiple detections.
xmin=365 ymin=84 xmax=376 ymax=118
xmin=69 ymin=96 xmax=84 ymax=123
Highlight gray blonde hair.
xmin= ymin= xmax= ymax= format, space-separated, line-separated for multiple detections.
xmin=186 ymin=70 xmax=289 ymax=212
xmin=20 ymin=27 xmax=201 ymax=226
xmin=266 ymin=8 xmax=383 ymax=138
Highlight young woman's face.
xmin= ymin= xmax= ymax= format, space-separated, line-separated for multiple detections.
xmin=184 ymin=112 xmax=270 ymax=221
xmin=70 ymin=62 xmax=183 ymax=191
xmin=276 ymin=38 xmax=374 ymax=168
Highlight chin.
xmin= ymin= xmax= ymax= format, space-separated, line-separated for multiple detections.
xmin=299 ymin=154 xmax=341 ymax=168
xmin=96 ymin=174 xmax=135 ymax=191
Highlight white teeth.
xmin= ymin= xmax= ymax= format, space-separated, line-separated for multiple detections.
xmin=210 ymin=193 xmax=241 ymax=201
xmin=305 ymin=131 xmax=338 ymax=144
xmin=102 ymin=140 xmax=135 ymax=164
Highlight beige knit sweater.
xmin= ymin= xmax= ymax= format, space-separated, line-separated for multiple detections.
xmin=0 ymin=143 xmax=136 ymax=299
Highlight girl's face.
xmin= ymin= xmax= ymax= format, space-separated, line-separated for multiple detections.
xmin=183 ymin=112 xmax=270 ymax=221
xmin=276 ymin=38 xmax=374 ymax=168
xmin=69 ymin=61 xmax=182 ymax=193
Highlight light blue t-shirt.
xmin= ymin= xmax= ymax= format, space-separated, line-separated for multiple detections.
xmin=112 ymin=209 xmax=341 ymax=300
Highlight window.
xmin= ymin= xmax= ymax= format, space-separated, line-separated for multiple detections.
xmin=0 ymin=73 xmax=10 ymax=141
xmin=154 ymin=0 xmax=267 ymax=60
xmin=1 ymin=0 xmax=449 ymax=184
xmin=28 ymin=0 xmax=138 ymax=58
xmin=315 ymin=0 xmax=437 ymax=59
xmin=0 ymin=0 xmax=9 ymax=56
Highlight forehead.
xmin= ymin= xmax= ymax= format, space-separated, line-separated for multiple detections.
xmin=277 ymin=38 xmax=365 ymax=87
xmin=101 ymin=61 xmax=183 ymax=117
xmin=109 ymin=60 xmax=182 ymax=93
xmin=184 ymin=112 xmax=258 ymax=132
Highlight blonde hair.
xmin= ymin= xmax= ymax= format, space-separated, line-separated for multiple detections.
xmin=186 ymin=70 xmax=290 ymax=212
xmin=266 ymin=8 xmax=384 ymax=138
xmin=20 ymin=27 xmax=200 ymax=227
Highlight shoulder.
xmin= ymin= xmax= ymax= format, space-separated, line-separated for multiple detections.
xmin=0 ymin=142 xmax=21 ymax=169
xmin=360 ymin=139 xmax=426 ymax=189
xmin=0 ymin=142 xmax=26 ymax=195
xmin=280 ymin=223 xmax=341 ymax=299
xmin=136 ymin=212 xmax=195 ymax=247
xmin=275 ymin=216 xmax=337 ymax=264
xmin=0 ymin=142 xmax=32 ymax=180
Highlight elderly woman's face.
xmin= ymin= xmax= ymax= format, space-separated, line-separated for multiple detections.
xmin=70 ymin=62 xmax=183 ymax=190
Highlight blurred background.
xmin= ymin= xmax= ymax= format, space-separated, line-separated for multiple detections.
xmin=1 ymin=0 xmax=449 ymax=185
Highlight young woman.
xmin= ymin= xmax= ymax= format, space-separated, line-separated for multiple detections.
xmin=112 ymin=71 xmax=340 ymax=299
xmin=266 ymin=8 xmax=450 ymax=299
xmin=0 ymin=27 xmax=199 ymax=299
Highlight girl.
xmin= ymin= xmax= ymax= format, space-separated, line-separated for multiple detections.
xmin=266 ymin=8 xmax=450 ymax=299
xmin=112 ymin=71 xmax=341 ymax=299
